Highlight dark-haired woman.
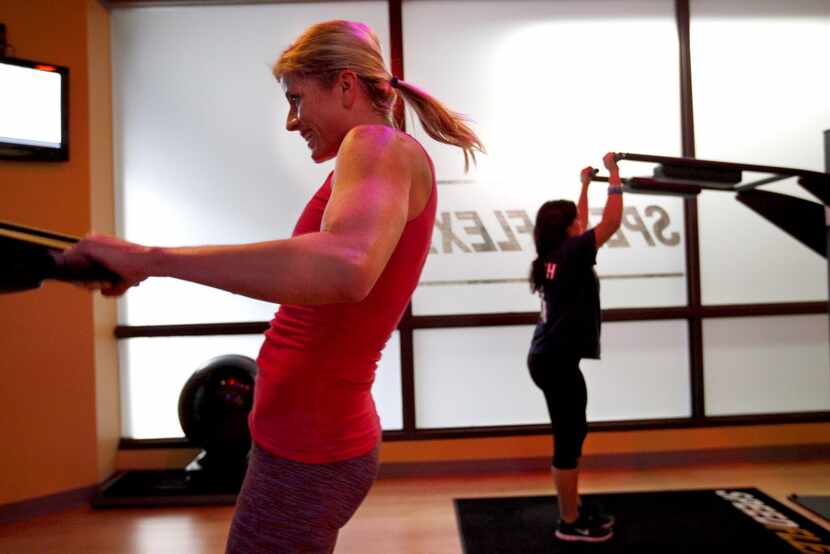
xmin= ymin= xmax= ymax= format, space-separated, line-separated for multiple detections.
xmin=527 ymin=152 xmax=623 ymax=543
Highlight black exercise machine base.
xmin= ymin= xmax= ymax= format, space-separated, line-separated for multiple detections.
xmin=92 ymin=468 xmax=244 ymax=508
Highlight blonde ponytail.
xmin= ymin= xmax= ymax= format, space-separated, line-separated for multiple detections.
xmin=390 ymin=78 xmax=484 ymax=172
xmin=275 ymin=20 xmax=485 ymax=172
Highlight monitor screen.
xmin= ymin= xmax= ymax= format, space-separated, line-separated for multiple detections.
xmin=0 ymin=57 xmax=68 ymax=161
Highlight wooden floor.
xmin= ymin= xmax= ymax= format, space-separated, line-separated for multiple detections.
xmin=2 ymin=458 xmax=829 ymax=553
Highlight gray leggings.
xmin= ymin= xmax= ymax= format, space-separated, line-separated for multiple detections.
xmin=226 ymin=442 xmax=380 ymax=553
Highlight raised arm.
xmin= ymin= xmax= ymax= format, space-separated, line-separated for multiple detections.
xmin=592 ymin=152 xmax=623 ymax=248
xmin=577 ymin=166 xmax=594 ymax=232
xmin=59 ymin=125 xmax=413 ymax=304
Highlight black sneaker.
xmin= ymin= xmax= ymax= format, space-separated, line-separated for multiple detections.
xmin=555 ymin=512 xmax=614 ymax=543
xmin=581 ymin=502 xmax=615 ymax=529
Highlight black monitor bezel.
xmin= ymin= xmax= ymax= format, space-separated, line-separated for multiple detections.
xmin=0 ymin=56 xmax=69 ymax=162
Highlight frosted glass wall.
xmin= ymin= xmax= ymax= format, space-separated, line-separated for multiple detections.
xmin=413 ymin=321 xmax=690 ymax=428
xmin=703 ymin=315 xmax=830 ymax=416
xmin=112 ymin=2 xmax=390 ymax=325
xmin=691 ymin=0 xmax=830 ymax=305
xmin=122 ymin=331 xmax=402 ymax=438
xmin=404 ymin=0 xmax=686 ymax=315
xmin=110 ymin=1 xmax=830 ymax=443
xmin=112 ymin=2 xmax=399 ymax=438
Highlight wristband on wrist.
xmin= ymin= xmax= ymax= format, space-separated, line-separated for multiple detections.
xmin=608 ymin=185 xmax=623 ymax=195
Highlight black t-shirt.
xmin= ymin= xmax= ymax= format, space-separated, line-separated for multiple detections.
xmin=529 ymin=229 xmax=601 ymax=359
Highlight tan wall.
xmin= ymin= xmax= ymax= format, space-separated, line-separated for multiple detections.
xmin=86 ymin=0 xmax=120 ymax=484
xmin=0 ymin=0 xmax=117 ymax=505
xmin=380 ymin=422 xmax=830 ymax=463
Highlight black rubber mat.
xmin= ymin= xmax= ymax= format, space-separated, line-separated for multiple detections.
xmin=455 ymin=487 xmax=830 ymax=553
xmin=789 ymin=494 xmax=830 ymax=523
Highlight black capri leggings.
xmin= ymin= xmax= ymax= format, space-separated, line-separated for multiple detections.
xmin=527 ymin=351 xmax=588 ymax=470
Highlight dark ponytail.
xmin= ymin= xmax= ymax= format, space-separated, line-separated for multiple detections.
xmin=529 ymin=200 xmax=578 ymax=293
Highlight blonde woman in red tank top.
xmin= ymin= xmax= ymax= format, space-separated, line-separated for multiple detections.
xmin=60 ymin=20 xmax=483 ymax=553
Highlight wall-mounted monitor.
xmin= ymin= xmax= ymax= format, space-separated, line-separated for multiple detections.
xmin=0 ymin=56 xmax=69 ymax=162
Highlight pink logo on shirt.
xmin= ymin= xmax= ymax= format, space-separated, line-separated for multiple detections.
xmin=545 ymin=262 xmax=557 ymax=280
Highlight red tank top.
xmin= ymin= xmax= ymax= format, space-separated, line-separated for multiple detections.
xmin=250 ymin=149 xmax=436 ymax=463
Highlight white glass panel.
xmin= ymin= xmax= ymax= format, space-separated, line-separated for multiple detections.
xmin=120 ymin=335 xmax=264 ymax=439
xmin=691 ymin=0 xmax=830 ymax=305
xmin=373 ymin=331 xmax=403 ymax=431
xmin=413 ymin=321 xmax=690 ymax=428
xmin=583 ymin=320 xmax=691 ymax=421
xmin=122 ymin=332 xmax=403 ymax=439
xmin=404 ymin=0 xmax=686 ymax=315
xmin=703 ymin=315 xmax=830 ymax=416
xmin=112 ymin=2 xmax=390 ymax=325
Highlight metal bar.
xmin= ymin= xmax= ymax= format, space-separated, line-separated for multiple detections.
xmin=388 ymin=0 xmax=413 ymax=432
xmin=617 ymin=152 xmax=827 ymax=179
xmin=590 ymin=175 xmax=701 ymax=196
xmin=408 ymin=303 xmax=828 ymax=330
xmin=388 ymin=0 xmax=406 ymax=131
xmin=115 ymin=321 xmax=268 ymax=338
xmin=387 ymin=0 xmax=415 ymax=432
xmin=799 ymin=175 xmax=830 ymax=206
xmin=398 ymin=313 xmax=417 ymax=434
xmin=676 ymin=0 xmax=705 ymax=421
xmin=734 ymin=174 xmax=792 ymax=191
xmin=696 ymin=302 xmax=828 ymax=318
xmin=627 ymin=177 xmax=702 ymax=197
xmin=676 ymin=0 xmax=695 ymax=158
xmin=112 ymin=302 xmax=829 ymax=338
xmin=687 ymin=246 xmax=704 ymax=421
xmin=824 ymin=130 xmax=830 ymax=368
xmin=590 ymin=175 xmax=640 ymax=184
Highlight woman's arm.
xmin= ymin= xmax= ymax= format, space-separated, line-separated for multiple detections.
xmin=592 ymin=152 xmax=624 ymax=248
xmin=577 ymin=166 xmax=593 ymax=232
xmin=59 ymin=125 xmax=414 ymax=304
